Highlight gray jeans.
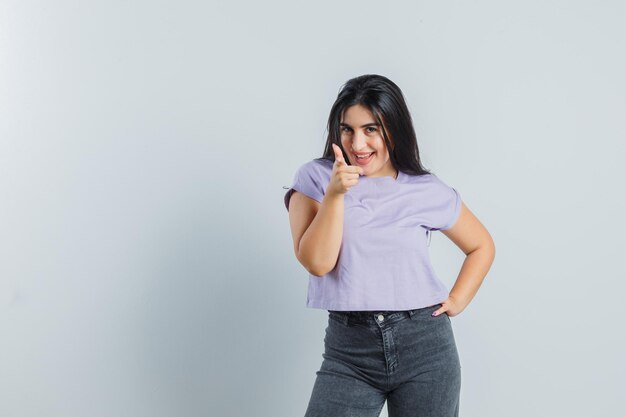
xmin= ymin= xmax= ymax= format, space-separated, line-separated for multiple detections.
xmin=304 ymin=303 xmax=461 ymax=417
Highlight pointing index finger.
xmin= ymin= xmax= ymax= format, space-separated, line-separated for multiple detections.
xmin=332 ymin=143 xmax=345 ymax=165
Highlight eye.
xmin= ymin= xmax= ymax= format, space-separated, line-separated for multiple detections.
xmin=340 ymin=126 xmax=377 ymax=133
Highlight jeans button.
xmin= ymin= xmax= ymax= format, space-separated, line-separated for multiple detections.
xmin=377 ymin=314 xmax=384 ymax=322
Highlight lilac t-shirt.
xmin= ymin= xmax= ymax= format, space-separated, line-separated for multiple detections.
xmin=284 ymin=157 xmax=462 ymax=311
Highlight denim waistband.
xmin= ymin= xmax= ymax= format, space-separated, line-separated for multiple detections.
xmin=328 ymin=304 xmax=442 ymax=327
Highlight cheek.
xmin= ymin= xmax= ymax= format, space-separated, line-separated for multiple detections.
xmin=377 ymin=143 xmax=389 ymax=158
xmin=340 ymin=139 xmax=353 ymax=160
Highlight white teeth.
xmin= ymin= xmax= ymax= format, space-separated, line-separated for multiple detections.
xmin=356 ymin=153 xmax=373 ymax=159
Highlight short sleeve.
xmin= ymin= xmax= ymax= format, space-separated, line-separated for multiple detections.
xmin=426 ymin=176 xmax=462 ymax=231
xmin=283 ymin=160 xmax=329 ymax=211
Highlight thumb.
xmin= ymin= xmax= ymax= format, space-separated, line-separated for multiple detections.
xmin=431 ymin=307 xmax=446 ymax=317
xmin=332 ymin=143 xmax=345 ymax=165
xmin=432 ymin=302 xmax=447 ymax=317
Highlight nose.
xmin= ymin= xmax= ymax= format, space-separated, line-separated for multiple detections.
xmin=351 ymin=132 xmax=368 ymax=151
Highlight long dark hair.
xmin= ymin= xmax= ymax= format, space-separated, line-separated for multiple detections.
xmin=317 ymin=74 xmax=431 ymax=176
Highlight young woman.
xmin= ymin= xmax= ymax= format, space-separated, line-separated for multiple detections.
xmin=283 ymin=74 xmax=495 ymax=417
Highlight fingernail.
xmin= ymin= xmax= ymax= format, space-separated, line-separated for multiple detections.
xmin=431 ymin=312 xmax=438 ymax=316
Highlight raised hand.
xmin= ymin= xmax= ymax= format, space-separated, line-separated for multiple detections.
xmin=327 ymin=143 xmax=364 ymax=197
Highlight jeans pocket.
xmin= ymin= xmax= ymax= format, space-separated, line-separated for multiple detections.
xmin=409 ymin=303 xmax=442 ymax=321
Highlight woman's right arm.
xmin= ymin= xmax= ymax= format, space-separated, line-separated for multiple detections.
xmin=287 ymin=143 xmax=363 ymax=277
xmin=288 ymin=191 xmax=345 ymax=277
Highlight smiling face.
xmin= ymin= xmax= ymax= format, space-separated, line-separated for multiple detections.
xmin=339 ymin=104 xmax=397 ymax=178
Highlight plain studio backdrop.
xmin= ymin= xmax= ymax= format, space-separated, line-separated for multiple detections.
xmin=1 ymin=1 xmax=624 ymax=416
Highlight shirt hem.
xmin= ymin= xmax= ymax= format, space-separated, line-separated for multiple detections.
xmin=306 ymin=293 xmax=449 ymax=311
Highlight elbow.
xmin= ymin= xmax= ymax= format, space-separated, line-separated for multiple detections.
xmin=307 ymin=267 xmax=326 ymax=277
xmin=298 ymin=253 xmax=333 ymax=277
xmin=487 ymin=235 xmax=496 ymax=259
xmin=296 ymin=244 xmax=337 ymax=277
xmin=479 ymin=236 xmax=496 ymax=264
xmin=466 ymin=235 xmax=496 ymax=261
xmin=304 ymin=261 xmax=333 ymax=277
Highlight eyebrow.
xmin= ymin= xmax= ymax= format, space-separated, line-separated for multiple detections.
xmin=339 ymin=122 xmax=380 ymax=128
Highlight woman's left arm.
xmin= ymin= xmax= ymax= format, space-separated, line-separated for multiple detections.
xmin=432 ymin=201 xmax=496 ymax=317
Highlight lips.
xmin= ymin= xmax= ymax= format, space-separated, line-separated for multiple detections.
xmin=353 ymin=152 xmax=375 ymax=165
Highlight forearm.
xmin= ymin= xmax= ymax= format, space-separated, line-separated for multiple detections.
xmin=449 ymin=243 xmax=496 ymax=309
xmin=298 ymin=193 xmax=344 ymax=276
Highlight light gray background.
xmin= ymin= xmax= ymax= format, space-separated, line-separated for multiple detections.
xmin=1 ymin=1 xmax=624 ymax=416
